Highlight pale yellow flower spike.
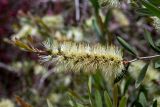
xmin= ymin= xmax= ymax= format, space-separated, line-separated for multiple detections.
xmin=152 ymin=17 xmax=160 ymax=32
xmin=0 ymin=99 xmax=15 ymax=107
xmin=40 ymin=40 xmax=124 ymax=79
xmin=99 ymin=0 xmax=120 ymax=8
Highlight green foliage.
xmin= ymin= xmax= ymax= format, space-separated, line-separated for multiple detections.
xmin=104 ymin=91 xmax=113 ymax=107
xmin=135 ymin=63 xmax=149 ymax=88
xmin=47 ymin=99 xmax=54 ymax=107
xmin=152 ymin=100 xmax=157 ymax=107
xmin=117 ymin=36 xmax=137 ymax=56
xmin=119 ymin=96 xmax=127 ymax=107
xmin=144 ymin=29 xmax=160 ymax=53
xmin=95 ymin=90 xmax=102 ymax=107
xmin=138 ymin=92 xmax=147 ymax=107
xmin=141 ymin=0 xmax=160 ymax=18
xmin=67 ymin=74 xmax=130 ymax=107
xmin=90 ymin=0 xmax=100 ymax=13
xmin=136 ymin=8 xmax=155 ymax=16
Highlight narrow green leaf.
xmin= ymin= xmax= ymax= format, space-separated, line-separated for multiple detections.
xmin=93 ymin=19 xmax=102 ymax=37
xmin=90 ymin=0 xmax=100 ymax=13
xmin=88 ymin=75 xmax=92 ymax=93
xmin=104 ymin=9 xmax=112 ymax=27
xmin=135 ymin=63 xmax=149 ymax=88
xmin=47 ymin=99 xmax=53 ymax=107
xmin=134 ymin=102 xmax=143 ymax=107
xmin=152 ymin=100 xmax=157 ymax=107
xmin=88 ymin=92 xmax=94 ymax=107
xmin=123 ymin=77 xmax=132 ymax=94
xmin=68 ymin=90 xmax=83 ymax=103
xmin=141 ymin=0 xmax=160 ymax=18
xmin=139 ymin=92 xmax=147 ymax=107
xmin=144 ymin=29 xmax=155 ymax=48
xmin=119 ymin=96 xmax=127 ymax=107
xmin=148 ymin=0 xmax=160 ymax=6
xmin=113 ymin=85 xmax=118 ymax=107
xmin=114 ymin=69 xmax=128 ymax=84
xmin=104 ymin=91 xmax=113 ymax=107
xmin=93 ymin=71 xmax=104 ymax=88
xmin=154 ymin=60 xmax=160 ymax=69
xmin=68 ymin=97 xmax=78 ymax=107
xmin=68 ymin=100 xmax=74 ymax=107
xmin=95 ymin=90 xmax=102 ymax=107
xmin=35 ymin=17 xmax=51 ymax=32
xmin=88 ymin=77 xmax=94 ymax=107
xmin=136 ymin=8 xmax=155 ymax=16
xmin=77 ymin=103 xmax=85 ymax=107
xmin=117 ymin=36 xmax=137 ymax=56
xmin=14 ymin=39 xmax=34 ymax=52
xmin=144 ymin=30 xmax=160 ymax=52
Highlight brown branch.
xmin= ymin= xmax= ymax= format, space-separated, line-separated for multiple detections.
xmin=125 ymin=55 xmax=160 ymax=63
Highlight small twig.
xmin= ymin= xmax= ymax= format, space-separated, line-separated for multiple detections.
xmin=0 ymin=62 xmax=19 ymax=74
xmin=75 ymin=0 xmax=80 ymax=22
xmin=126 ymin=55 xmax=160 ymax=63
xmin=38 ymin=68 xmax=55 ymax=90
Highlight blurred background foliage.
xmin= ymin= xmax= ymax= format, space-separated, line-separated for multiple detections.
xmin=0 ymin=0 xmax=160 ymax=107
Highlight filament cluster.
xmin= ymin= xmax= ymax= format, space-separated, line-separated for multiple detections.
xmin=152 ymin=17 xmax=160 ymax=32
xmin=99 ymin=0 xmax=120 ymax=7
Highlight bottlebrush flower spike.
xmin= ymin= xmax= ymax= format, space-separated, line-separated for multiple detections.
xmin=152 ymin=17 xmax=160 ymax=32
xmin=40 ymin=40 xmax=124 ymax=79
